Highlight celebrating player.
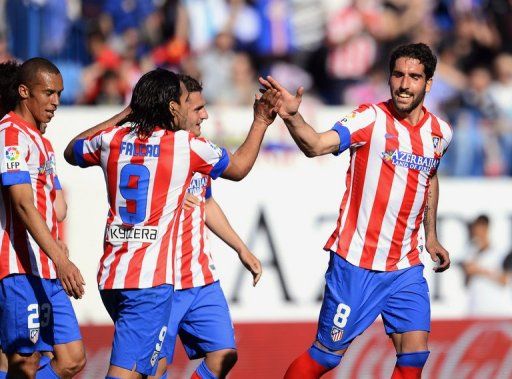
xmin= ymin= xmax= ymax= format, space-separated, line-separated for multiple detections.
xmin=260 ymin=43 xmax=452 ymax=378
xmin=64 ymin=68 xmax=279 ymax=379
xmin=157 ymin=74 xmax=262 ymax=379
xmin=0 ymin=58 xmax=86 ymax=378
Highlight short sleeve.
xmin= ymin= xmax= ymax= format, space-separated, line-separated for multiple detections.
xmin=73 ymin=132 xmax=103 ymax=168
xmin=189 ymin=137 xmax=230 ymax=179
xmin=330 ymin=104 xmax=376 ymax=156
xmin=0 ymin=127 xmax=31 ymax=186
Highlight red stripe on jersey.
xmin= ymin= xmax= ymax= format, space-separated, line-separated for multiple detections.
xmin=337 ymin=123 xmax=375 ymax=254
xmin=4 ymin=127 xmax=31 ymax=274
xmin=407 ymin=116 xmax=444 ymax=265
xmin=324 ymin=166 xmax=352 ymax=249
xmin=386 ymin=125 xmax=423 ymax=270
xmin=124 ymin=136 xmax=152 ymax=288
xmin=197 ymin=201 xmax=213 ymax=283
xmin=359 ymin=113 xmax=398 ymax=268
xmin=38 ymin=139 xmax=52 ymax=277
xmin=99 ymin=128 xmax=129 ymax=288
xmin=0 ymin=187 xmax=12 ymax=278
xmin=152 ymin=134 xmax=176 ymax=286
xmin=179 ymin=210 xmax=195 ymax=288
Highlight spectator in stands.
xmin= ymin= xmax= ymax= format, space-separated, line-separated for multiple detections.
xmin=489 ymin=53 xmax=512 ymax=175
xmin=461 ymin=215 xmax=512 ymax=316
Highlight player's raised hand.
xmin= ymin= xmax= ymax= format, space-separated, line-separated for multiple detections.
xmin=238 ymin=248 xmax=262 ymax=286
xmin=426 ymin=239 xmax=450 ymax=272
xmin=253 ymin=88 xmax=282 ymax=126
xmin=183 ymin=193 xmax=200 ymax=211
xmin=258 ymin=76 xmax=304 ymax=119
xmin=55 ymin=257 xmax=86 ymax=299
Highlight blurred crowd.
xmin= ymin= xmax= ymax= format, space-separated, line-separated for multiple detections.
xmin=1 ymin=0 xmax=512 ymax=176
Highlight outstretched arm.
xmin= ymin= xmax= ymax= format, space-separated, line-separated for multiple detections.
xmin=258 ymin=76 xmax=340 ymax=157
xmin=205 ymin=197 xmax=262 ymax=286
xmin=64 ymin=106 xmax=131 ymax=165
xmin=424 ymin=173 xmax=450 ymax=272
xmin=220 ymin=89 xmax=280 ymax=181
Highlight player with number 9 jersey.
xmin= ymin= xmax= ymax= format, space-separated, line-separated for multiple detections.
xmin=65 ymin=68 xmax=280 ymax=378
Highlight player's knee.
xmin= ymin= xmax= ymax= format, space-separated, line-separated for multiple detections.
xmin=8 ymin=354 xmax=39 ymax=377
xmin=220 ymin=349 xmax=237 ymax=370
xmin=57 ymin=352 xmax=87 ymax=377
xmin=396 ymin=350 xmax=430 ymax=368
xmin=309 ymin=344 xmax=343 ymax=370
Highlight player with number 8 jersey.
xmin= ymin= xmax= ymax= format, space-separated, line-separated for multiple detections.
xmin=64 ymin=68 xmax=280 ymax=378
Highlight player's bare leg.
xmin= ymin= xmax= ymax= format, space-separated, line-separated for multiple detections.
xmin=148 ymin=358 xmax=168 ymax=379
xmin=0 ymin=350 xmax=7 ymax=377
xmin=194 ymin=348 xmax=238 ymax=378
xmin=389 ymin=331 xmax=429 ymax=379
xmin=107 ymin=364 xmax=144 ymax=379
xmin=38 ymin=340 xmax=86 ymax=379
xmin=7 ymin=352 xmax=39 ymax=378
xmin=284 ymin=340 xmax=346 ymax=379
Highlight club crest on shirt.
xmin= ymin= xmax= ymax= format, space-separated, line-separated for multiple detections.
xmin=331 ymin=326 xmax=343 ymax=342
xmin=29 ymin=327 xmax=39 ymax=344
xmin=38 ymin=153 xmax=57 ymax=175
xmin=432 ymin=135 xmax=444 ymax=158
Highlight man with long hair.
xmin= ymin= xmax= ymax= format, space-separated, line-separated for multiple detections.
xmin=64 ymin=68 xmax=280 ymax=379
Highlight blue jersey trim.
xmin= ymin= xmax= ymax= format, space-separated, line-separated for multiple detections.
xmin=54 ymin=176 xmax=62 ymax=190
xmin=1 ymin=171 xmax=31 ymax=186
xmin=331 ymin=123 xmax=351 ymax=156
xmin=205 ymin=186 xmax=212 ymax=199
xmin=72 ymin=139 xmax=88 ymax=168
xmin=209 ymin=148 xmax=229 ymax=179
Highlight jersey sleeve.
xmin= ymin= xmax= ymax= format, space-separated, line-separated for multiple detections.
xmin=205 ymin=176 xmax=212 ymax=199
xmin=189 ymin=137 xmax=230 ymax=179
xmin=73 ymin=131 xmax=104 ymax=168
xmin=330 ymin=104 xmax=376 ymax=156
xmin=0 ymin=127 xmax=31 ymax=186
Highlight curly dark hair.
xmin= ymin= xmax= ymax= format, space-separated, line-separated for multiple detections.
xmin=119 ymin=68 xmax=182 ymax=136
xmin=178 ymin=74 xmax=203 ymax=93
xmin=0 ymin=61 xmax=20 ymax=117
xmin=389 ymin=43 xmax=437 ymax=80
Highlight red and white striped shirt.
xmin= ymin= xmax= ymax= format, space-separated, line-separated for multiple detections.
xmin=174 ymin=173 xmax=218 ymax=290
xmin=73 ymin=126 xmax=229 ymax=290
xmin=0 ymin=112 xmax=62 ymax=280
xmin=324 ymin=101 xmax=453 ymax=271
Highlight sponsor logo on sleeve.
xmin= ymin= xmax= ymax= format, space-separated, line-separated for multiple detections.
xmin=4 ymin=146 xmax=21 ymax=170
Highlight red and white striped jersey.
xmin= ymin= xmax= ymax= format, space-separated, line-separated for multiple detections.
xmin=73 ymin=126 xmax=229 ymax=290
xmin=324 ymin=101 xmax=453 ymax=271
xmin=0 ymin=112 xmax=62 ymax=280
xmin=174 ymin=173 xmax=218 ymax=289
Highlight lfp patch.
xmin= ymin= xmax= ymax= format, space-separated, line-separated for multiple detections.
xmin=331 ymin=326 xmax=343 ymax=342
xmin=5 ymin=146 xmax=20 ymax=161
xmin=432 ymin=135 xmax=443 ymax=157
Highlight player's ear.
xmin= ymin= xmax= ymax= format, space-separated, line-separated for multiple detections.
xmin=18 ymin=84 xmax=30 ymax=100
xmin=169 ymin=101 xmax=179 ymax=117
xmin=425 ymin=77 xmax=433 ymax=93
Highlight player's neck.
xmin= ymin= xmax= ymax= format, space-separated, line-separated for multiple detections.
xmin=14 ymin=104 xmax=43 ymax=133
xmin=390 ymin=101 xmax=425 ymax=126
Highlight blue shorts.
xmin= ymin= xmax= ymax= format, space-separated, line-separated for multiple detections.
xmin=100 ymin=284 xmax=174 ymax=376
xmin=317 ymin=253 xmax=430 ymax=351
xmin=163 ymin=281 xmax=235 ymax=363
xmin=0 ymin=274 xmax=81 ymax=354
